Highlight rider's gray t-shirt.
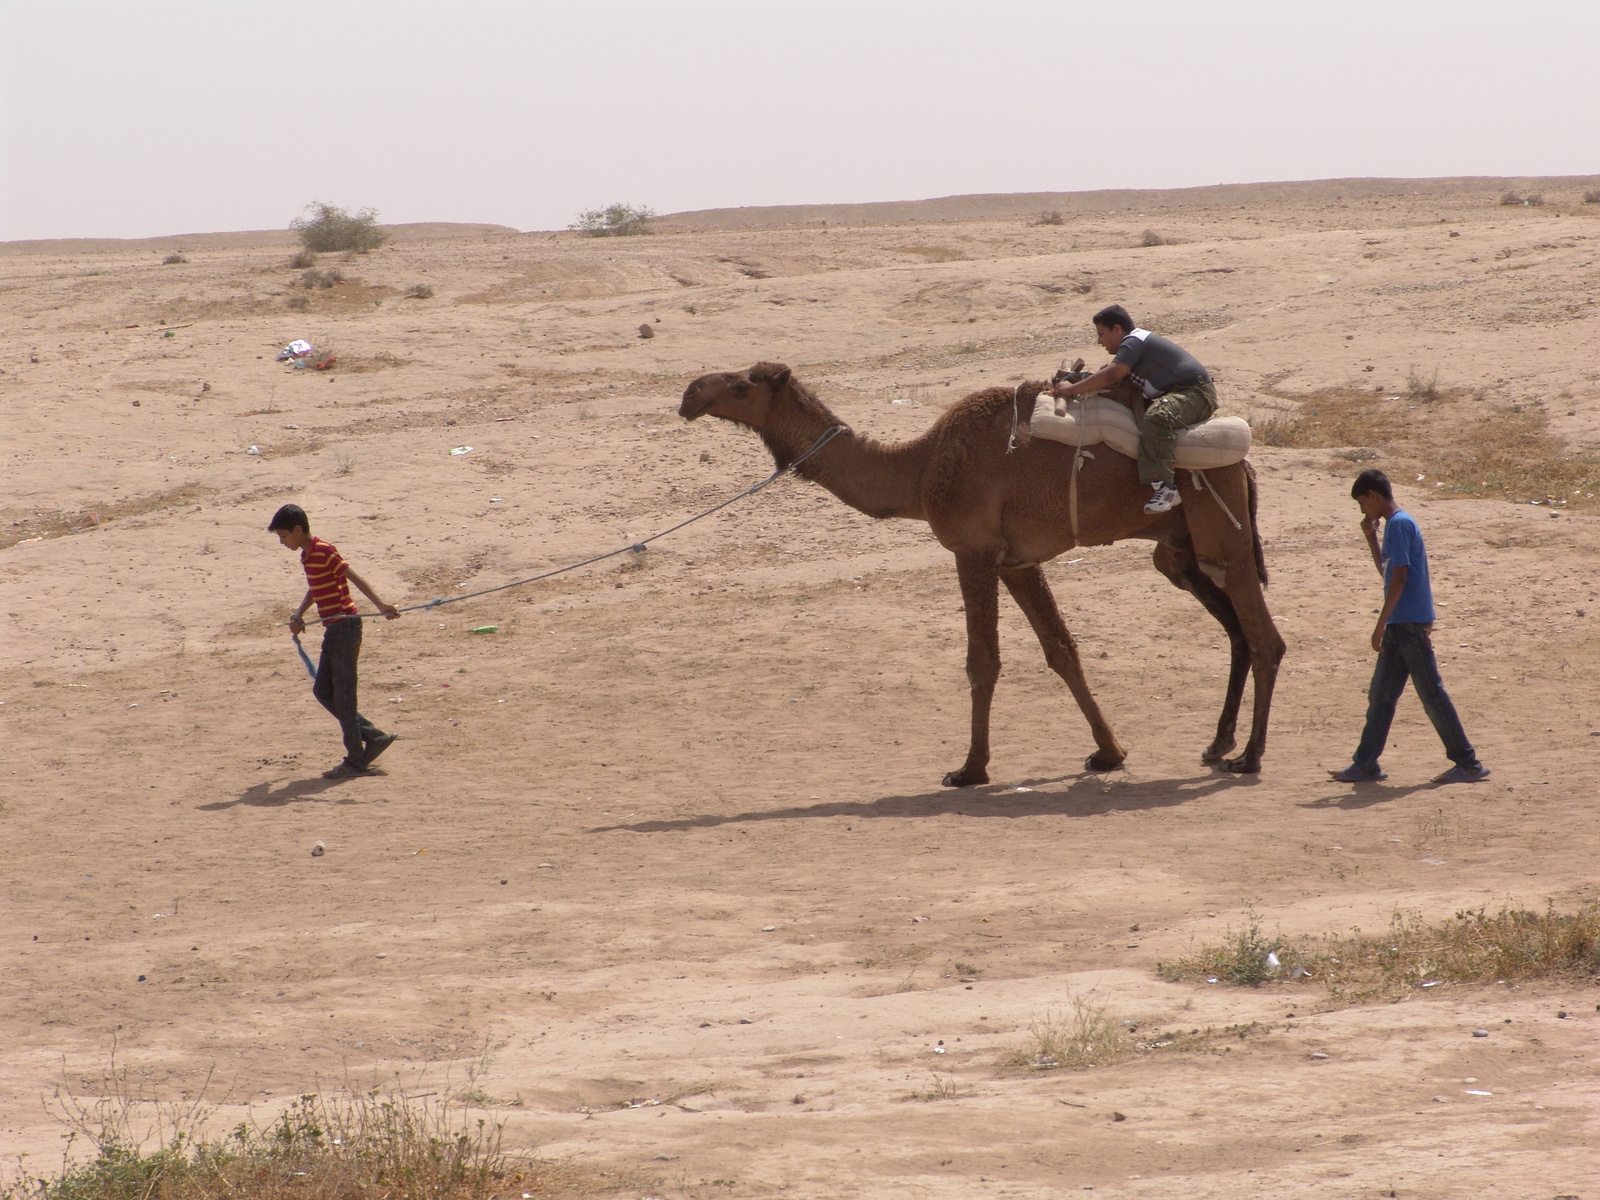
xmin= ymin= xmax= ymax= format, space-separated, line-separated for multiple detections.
xmin=1112 ymin=328 xmax=1209 ymax=399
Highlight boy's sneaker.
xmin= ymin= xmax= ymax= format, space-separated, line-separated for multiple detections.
xmin=1329 ymin=763 xmax=1387 ymax=782
xmin=365 ymin=732 xmax=399 ymax=765
xmin=1433 ymin=763 xmax=1491 ymax=784
xmin=1144 ymin=482 xmax=1182 ymax=514
xmin=322 ymin=762 xmax=371 ymax=779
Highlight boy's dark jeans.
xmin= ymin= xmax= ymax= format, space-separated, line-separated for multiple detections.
xmin=1353 ymin=622 xmax=1478 ymax=773
xmin=313 ymin=617 xmax=384 ymax=769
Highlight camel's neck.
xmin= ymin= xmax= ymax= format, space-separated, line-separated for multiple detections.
xmin=759 ymin=388 xmax=930 ymax=522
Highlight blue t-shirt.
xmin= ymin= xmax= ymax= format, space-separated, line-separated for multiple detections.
xmin=1381 ymin=510 xmax=1435 ymax=624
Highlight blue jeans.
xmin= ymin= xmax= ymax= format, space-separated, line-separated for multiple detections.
xmin=1353 ymin=622 xmax=1478 ymax=772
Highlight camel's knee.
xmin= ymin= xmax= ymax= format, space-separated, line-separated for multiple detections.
xmin=965 ymin=659 xmax=1000 ymax=690
xmin=1197 ymin=559 xmax=1227 ymax=588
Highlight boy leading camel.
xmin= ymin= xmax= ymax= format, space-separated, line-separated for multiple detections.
xmin=1050 ymin=304 xmax=1216 ymax=514
xmin=268 ymin=504 xmax=400 ymax=778
xmin=1329 ymin=470 xmax=1490 ymax=784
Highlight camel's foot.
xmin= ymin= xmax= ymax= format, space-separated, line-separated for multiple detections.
xmin=1220 ymin=751 xmax=1262 ymax=775
xmin=1083 ymin=748 xmax=1126 ymax=773
xmin=942 ymin=765 xmax=989 ymax=788
xmin=1200 ymin=737 xmax=1237 ymax=766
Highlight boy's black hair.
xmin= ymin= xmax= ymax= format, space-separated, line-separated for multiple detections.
xmin=1092 ymin=304 xmax=1135 ymax=333
xmin=1351 ymin=469 xmax=1393 ymax=501
xmin=268 ymin=503 xmax=310 ymax=533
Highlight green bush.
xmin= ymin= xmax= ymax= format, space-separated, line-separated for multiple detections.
xmin=291 ymin=202 xmax=388 ymax=253
xmin=569 ymin=203 xmax=654 ymax=237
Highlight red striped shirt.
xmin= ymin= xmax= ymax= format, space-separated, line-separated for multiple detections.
xmin=301 ymin=537 xmax=358 ymax=624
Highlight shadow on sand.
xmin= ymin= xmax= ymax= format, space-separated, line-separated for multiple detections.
xmin=199 ymin=773 xmax=381 ymax=811
xmin=1298 ymin=780 xmax=1449 ymax=810
xmin=589 ymin=768 xmax=1259 ymax=834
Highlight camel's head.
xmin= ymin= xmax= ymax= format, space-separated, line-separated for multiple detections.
xmin=679 ymin=362 xmax=792 ymax=428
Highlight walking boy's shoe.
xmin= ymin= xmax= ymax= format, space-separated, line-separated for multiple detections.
xmin=1144 ymin=481 xmax=1182 ymax=514
xmin=322 ymin=761 xmax=371 ymax=779
xmin=365 ymin=731 xmax=399 ymax=764
xmin=1432 ymin=763 xmax=1491 ymax=784
xmin=1329 ymin=763 xmax=1388 ymax=782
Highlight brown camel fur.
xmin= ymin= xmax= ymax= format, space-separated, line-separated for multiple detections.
xmin=679 ymin=362 xmax=1286 ymax=782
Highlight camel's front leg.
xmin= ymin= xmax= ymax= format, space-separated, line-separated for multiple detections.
xmin=1001 ymin=565 xmax=1127 ymax=772
xmin=943 ymin=554 xmax=1001 ymax=787
xmin=1219 ymin=571 xmax=1286 ymax=774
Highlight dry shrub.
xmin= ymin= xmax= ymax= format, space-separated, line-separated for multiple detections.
xmin=1500 ymin=191 xmax=1524 ymax=206
xmin=1525 ymin=193 xmax=1546 ymax=207
xmin=289 ymin=249 xmax=317 ymax=269
xmin=404 ymin=284 xmax=435 ymax=300
xmin=2 ymin=1069 xmax=592 ymax=1200
xmin=1033 ymin=210 xmax=1066 ymax=226
xmin=1584 ymin=189 xmax=1600 ymax=205
xmin=286 ymin=295 xmax=309 ymax=311
xmin=1252 ymin=383 xmax=1600 ymax=506
xmin=569 ymin=203 xmax=654 ymax=237
xmin=300 ymin=268 xmax=346 ymax=290
xmin=161 ymin=254 xmax=187 ymax=265
xmin=1159 ymin=904 xmax=1600 ymax=1004
xmin=291 ymin=202 xmax=388 ymax=253
xmin=1005 ymin=993 xmax=1131 ymax=1071
xmin=1139 ymin=228 xmax=1166 ymax=247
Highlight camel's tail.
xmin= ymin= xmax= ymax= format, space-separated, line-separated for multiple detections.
xmin=1245 ymin=458 xmax=1268 ymax=588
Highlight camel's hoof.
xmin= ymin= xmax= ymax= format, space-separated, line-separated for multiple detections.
xmin=1083 ymin=751 xmax=1126 ymax=773
xmin=1200 ymin=742 xmax=1236 ymax=766
xmin=942 ymin=767 xmax=989 ymax=788
xmin=1220 ymin=755 xmax=1261 ymax=775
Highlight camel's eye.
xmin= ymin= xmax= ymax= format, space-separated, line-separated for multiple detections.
xmin=733 ymin=381 xmax=751 ymax=395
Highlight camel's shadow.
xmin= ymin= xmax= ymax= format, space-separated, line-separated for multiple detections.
xmin=589 ymin=769 xmax=1255 ymax=834
xmin=199 ymin=774 xmax=376 ymax=811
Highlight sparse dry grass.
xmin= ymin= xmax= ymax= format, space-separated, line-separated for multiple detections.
xmin=161 ymin=254 xmax=187 ymax=266
xmin=1033 ymin=210 xmax=1065 ymax=226
xmin=1158 ymin=904 xmax=1600 ymax=1004
xmin=1252 ymin=383 xmax=1600 ymax=507
xmin=1 ymin=1064 xmax=601 ymax=1200
xmin=1139 ymin=228 xmax=1166 ymax=247
xmin=404 ymin=284 xmax=435 ymax=300
xmin=1004 ymin=993 xmax=1131 ymax=1071
xmin=3 ymin=484 xmax=216 ymax=549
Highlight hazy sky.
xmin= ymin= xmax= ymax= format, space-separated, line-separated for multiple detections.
xmin=3 ymin=1 xmax=1597 ymax=241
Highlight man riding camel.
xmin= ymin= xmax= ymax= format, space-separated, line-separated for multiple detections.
xmin=1050 ymin=305 xmax=1217 ymax=514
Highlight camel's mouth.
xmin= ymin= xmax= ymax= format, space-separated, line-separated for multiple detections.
xmin=679 ymin=384 xmax=714 ymax=421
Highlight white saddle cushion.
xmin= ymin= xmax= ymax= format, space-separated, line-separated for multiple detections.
xmin=1030 ymin=394 xmax=1251 ymax=470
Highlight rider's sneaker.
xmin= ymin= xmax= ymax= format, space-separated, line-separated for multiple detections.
xmin=1144 ymin=482 xmax=1182 ymax=514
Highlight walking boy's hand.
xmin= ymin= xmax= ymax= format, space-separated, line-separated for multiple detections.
xmin=1370 ymin=622 xmax=1385 ymax=654
xmin=289 ymin=614 xmax=306 ymax=635
xmin=378 ymin=602 xmax=400 ymax=621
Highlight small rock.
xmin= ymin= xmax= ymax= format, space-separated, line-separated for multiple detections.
xmin=1472 ymin=1028 xmax=1489 ymax=1037
xmin=137 ymin=974 xmax=146 ymax=981
xmin=638 ymin=324 xmax=654 ymax=339
xmin=699 ymin=450 xmax=711 ymax=462
xmin=761 ymin=925 xmax=776 ymax=932
xmin=1310 ymin=1051 xmax=1329 ymax=1059
xmin=1557 ymin=1010 xmax=1568 ymax=1018
xmin=311 ymin=841 xmax=325 ymax=857
xmin=1111 ymin=1111 xmax=1126 ymax=1122
xmin=376 ymin=953 xmax=387 ymax=959
xmin=132 ymin=399 xmax=140 ymax=406
xmin=738 ymin=1017 xmax=753 ymax=1025
xmin=1432 ymin=1094 xmax=1448 ymax=1103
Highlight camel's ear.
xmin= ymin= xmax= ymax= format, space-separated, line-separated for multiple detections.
xmin=750 ymin=361 xmax=791 ymax=390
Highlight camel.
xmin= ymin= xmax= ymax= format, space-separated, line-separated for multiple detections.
xmin=679 ymin=362 xmax=1286 ymax=783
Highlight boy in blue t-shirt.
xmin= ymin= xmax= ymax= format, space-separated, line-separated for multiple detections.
xmin=1330 ymin=470 xmax=1490 ymax=784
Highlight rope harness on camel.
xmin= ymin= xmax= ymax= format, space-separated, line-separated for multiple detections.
xmin=289 ymin=423 xmax=846 ymax=680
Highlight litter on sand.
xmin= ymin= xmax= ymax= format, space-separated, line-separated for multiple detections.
xmin=450 ymin=446 xmax=473 ymax=455
xmin=470 ymin=625 xmax=498 ymax=634
xmin=247 ymin=445 xmax=261 ymax=455
xmin=277 ymin=339 xmax=314 ymax=361
xmin=311 ymin=841 xmax=325 ymax=857
xmin=1465 ymin=1089 xmax=1492 ymax=1096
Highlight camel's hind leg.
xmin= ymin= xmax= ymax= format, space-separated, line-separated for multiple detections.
xmin=1001 ymin=564 xmax=1127 ymax=772
xmin=1152 ymin=541 xmax=1250 ymax=765
xmin=1185 ymin=466 xmax=1286 ymax=774
xmin=943 ymin=553 xmax=1001 ymax=788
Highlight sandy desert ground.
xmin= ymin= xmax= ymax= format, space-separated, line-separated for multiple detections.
xmin=3 ymin=176 xmax=1600 ymax=1198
